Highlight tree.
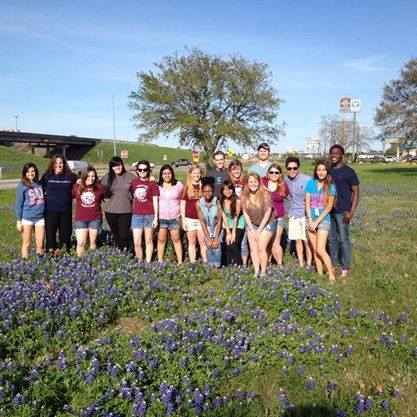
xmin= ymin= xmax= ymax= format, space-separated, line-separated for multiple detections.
xmin=129 ymin=48 xmax=285 ymax=159
xmin=318 ymin=114 xmax=375 ymax=155
xmin=375 ymin=58 xmax=417 ymax=150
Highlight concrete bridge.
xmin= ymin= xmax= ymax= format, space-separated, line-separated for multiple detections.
xmin=0 ymin=130 xmax=102 ymax=159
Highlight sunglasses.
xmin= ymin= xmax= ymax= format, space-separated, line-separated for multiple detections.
xmin=287 ymin=167 xmax=299 ymax=171
xmin=269 ymin=170 xmax=281 ymax=174
xmin=137 ymin=168 xmax=149 ymax=172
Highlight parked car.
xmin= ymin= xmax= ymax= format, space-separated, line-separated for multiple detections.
xmin=172 ymin=159 xmax=192 ymax=167
xmin=357 ymin=154 xmax=385 ymax=163
xmin=67 ymin=160 xmax=90 ymax=177
xmin=408 ymin=155 xmax=417 ymax=163
xmin=384 ymin=156 xmax=397 ymax=163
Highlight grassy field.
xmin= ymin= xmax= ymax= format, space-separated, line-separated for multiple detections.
xmin=0 ymin=142 xmax=194 ymax=179
xmin=0 ymin=145 xmax=49 ymax=179
xmin=83 ymin=140 xmax=194 ymax=166
xmin=0 ymin=163 xmax=416 ymax=416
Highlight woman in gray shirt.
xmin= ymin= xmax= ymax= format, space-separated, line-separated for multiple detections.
xmin=100 ymin=157 xmax=135 ymax=251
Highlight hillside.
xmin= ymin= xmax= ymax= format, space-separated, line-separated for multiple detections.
xmin=0 ymin=145 xmax=49 ymax=179
xmin=0 ymin=141 xmax=195 ymax=179
xmin=83 ymin=140 xmax=194 ymax=166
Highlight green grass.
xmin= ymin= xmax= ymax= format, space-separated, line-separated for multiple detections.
xmin=82 ymin=140 xmax=194 ymax=166
xmin=0 ymin=145 xmax=49 ymax=179
xmin=0 ymin=141 xmax=194 ymax=179
xmin=1 ymin=163 xmax=417 ymax=416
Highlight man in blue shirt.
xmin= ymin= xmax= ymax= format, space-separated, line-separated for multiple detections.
xmin=284 ymin=156 xmax=312 ymax=268
xmin=328 ymin=144 xmax=360 ymax=278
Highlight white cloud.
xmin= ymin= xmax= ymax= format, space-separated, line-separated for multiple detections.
xmin=344 ymin=56 xmax=386 ymax=72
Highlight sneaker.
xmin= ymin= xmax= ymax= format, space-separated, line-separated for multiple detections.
xmin=340 ymin=269 xmax=351 ymax=278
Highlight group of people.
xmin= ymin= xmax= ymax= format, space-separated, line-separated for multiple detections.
xmin=15 ymin=142 xmax=359 ymax=281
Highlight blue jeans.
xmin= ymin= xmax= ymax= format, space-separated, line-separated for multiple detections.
xmin=206 ymin=233 xmax=223 ymax=268
xmin=329 ymin=212 xmax=351 ymax=270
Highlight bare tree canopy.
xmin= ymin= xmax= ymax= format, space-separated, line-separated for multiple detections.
xmin=375 ymin=58 xmax=417 ymax=148
xmin=129 ymin=47 xmax=285 ymax=158
xmin=319 ymin=114 xmax=375 ymax=154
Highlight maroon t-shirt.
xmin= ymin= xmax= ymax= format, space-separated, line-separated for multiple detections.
xmin=131 ymin=178 xmax=160 ymax=215
xmin=182 ymin=184 xmax=200 ymax=219
xmin=262 ymin=178 xmax=289 ymax=218
xmin=72 ymin=183 xmax=105 ymax=221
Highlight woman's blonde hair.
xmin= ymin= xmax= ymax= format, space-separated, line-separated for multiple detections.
xmin=183 ymin=164 xmax=203 ymax=199
xmin=241 ymin=172 xmax=271 ymax=209
xmin=267 ymin=163 xmax=286 ymax=197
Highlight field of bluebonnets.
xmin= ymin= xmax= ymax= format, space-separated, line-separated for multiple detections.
xmin=0 ymin=163 xmax=416 ymax=417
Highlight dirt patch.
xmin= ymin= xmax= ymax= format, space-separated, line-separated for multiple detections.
xmin=112 ymin=316 xmax=148 ymax=336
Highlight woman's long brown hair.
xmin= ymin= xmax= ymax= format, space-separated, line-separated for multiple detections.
xmin=267 ymin=163 xmax=286 ymax=196
xmin=21 ymin=162 xmax=40 ymax=188
xmin=78 ymin=167 xmax=100 ymax=195
xmin=313 ymin=160 xmax=334 ymax=206
xmin=45 ymin=154 xmax=73 ymax=176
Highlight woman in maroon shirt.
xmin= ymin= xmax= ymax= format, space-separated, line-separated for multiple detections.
xmin=130 ymin=160 xmax=160 ymax=262
xmin=180 ymin=164 xmax=205 ymax=263
xmin=262 ymin=163 xmax=289 ymax=267
xmin=72 ymin=167 xmax=105 ymax=257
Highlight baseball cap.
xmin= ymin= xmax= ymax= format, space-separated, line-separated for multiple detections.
xmin=257 ymin=142 xmax=270 ymax=151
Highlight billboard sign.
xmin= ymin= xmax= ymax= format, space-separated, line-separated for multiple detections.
xmin=350 ymin=99 xmax=361 ymax=113
xmin=340 ymin=97 xmax=351 ymax=113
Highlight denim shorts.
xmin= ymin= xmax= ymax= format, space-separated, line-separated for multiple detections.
xmin=276 ymin=217 xmax=285 ymax=229
xmin=249 ymin=218 xmax=277 ymax=235
xmin=21 ymin=218 xmax=45 ymax=227
xmin=317 ymin=221 xmax=331 ymax=232
xmin=159 ymin=218 xmax=181 ymax=230
xmin=73 ymin=218 xmax=102 ymax=230
xmin=131 ymin=214 xmax=155 ymax=229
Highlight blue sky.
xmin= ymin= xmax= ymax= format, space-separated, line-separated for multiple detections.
xmin=1 ymin=0 xmax=416 ymax=153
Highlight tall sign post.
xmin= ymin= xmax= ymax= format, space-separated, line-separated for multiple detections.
xmin=339 ymin=97 xmax=351 ymax=148
xmin=350 ymin=99 xmax=361 ymax=162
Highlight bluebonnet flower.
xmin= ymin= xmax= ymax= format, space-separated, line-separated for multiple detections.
xmin=306 ymin=377 xmax=315 ymax=391
xmin=381 ymin=399 xmax=390 ymax=412
xmin=12 ymin=393 xmax=26 ymax=407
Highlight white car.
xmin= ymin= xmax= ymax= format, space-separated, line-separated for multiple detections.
xmin=67 ymin=160 xmax=90 ymax=176
xmin=384 ymin=156 xmax=397 ymax=163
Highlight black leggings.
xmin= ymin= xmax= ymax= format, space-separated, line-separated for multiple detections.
xmin=46 ymin=210 xmax=72 ymax=253
xmin=105 ymin=212 xmax=132 ymax=251
xmin=223 ymin=228 xmax=244 ymax=266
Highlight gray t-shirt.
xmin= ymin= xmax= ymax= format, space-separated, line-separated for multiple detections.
xmin=206 ymin=169 xmax=230 ymax=198
xmin=248 ymin=162 xmax=270 ymax=178
xmin=101 ymin=172 xmax=136 ymax=213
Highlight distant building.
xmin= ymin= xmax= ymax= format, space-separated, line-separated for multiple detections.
xmin=306 ymin=137 xmax=320 ymax=155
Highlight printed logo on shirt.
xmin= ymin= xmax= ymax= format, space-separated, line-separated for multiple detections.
xmin=81 ymin=191 xmax=96 ymax=207
xmin=29 ymin=188 xmax=44 ymax=205
xmin=134 ymin=184 xmax=148 ymax=202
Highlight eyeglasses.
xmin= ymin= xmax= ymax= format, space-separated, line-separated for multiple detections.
xmin=269 ymin=170 xmax=281 ymax=175
xmin=287 ymin=167 xmax=299 ymax=171
xmin=138 ymin=168 xmax=149 ymax=172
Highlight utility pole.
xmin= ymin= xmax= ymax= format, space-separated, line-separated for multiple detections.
xmin=14 ymin=115 xmax=19 ymax=131
xmin=112 ymin=94 xmax=116 ymax=156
